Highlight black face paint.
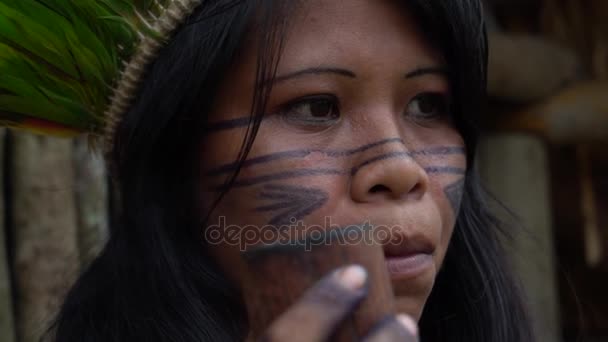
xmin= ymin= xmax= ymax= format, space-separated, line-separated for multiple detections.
xmin=213 ymin=168 xmax=343 ymax=190
xmin=208 ymin=139 xmax=466 ymax=225
xmin=255 ymin=183 xmax=328 ymax=226
xmin=212 ymin=163 xmax=464 ymax=191
xmin=207 ymin=138 xmax=464 ymax=176
xmin=208 ymin=138 xmax=465 ymax=192
xmin=425 ymin=167 xmax=466 ymax=175
xmin=444 ymin=178 xmax=465 ymax=213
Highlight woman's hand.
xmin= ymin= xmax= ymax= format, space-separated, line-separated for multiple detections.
xmin=259 ymin=265 xmax=419 ymax=342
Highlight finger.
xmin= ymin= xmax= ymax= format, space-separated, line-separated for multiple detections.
xmin=363 ymin=314 xmax=419 ymax=342
xmin=260 ymin=264 xmax=367 ymax=342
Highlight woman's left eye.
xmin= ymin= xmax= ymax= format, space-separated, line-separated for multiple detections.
xmin=405 ymin=93 xmax=450 ymax=121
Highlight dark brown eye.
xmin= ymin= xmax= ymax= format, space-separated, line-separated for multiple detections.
xmin=308 ymin=99 xmax=335 ymax=117
xmin=282 ymin=96 xmax=340 ymax=126
xmin=405 ymin=93 xmax=449 ymax=120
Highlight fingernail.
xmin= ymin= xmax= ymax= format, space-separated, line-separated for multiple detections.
xmin=337 ymin=265 xmax=367 ymax=290
xmin=397 ymin=314 xmax=418 ymax=335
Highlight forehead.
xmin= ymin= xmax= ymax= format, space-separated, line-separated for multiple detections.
xmin=230 ymin=0 xmax=443 ymax=81
xmin=211 ymin=0 xmax=446 ymax=115
xmin=276 ymin=0 xmax=442 ymax=73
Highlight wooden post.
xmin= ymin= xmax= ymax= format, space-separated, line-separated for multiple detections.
xmin=0 ymin=129 xmax=15 ymax=342
xmin=11 ymin=133 xmax=79 ymax=342
xmin=73 ymin=137 xmax=109 ymax=269
xmin=478 ymin=133 xmax=562 ymax=342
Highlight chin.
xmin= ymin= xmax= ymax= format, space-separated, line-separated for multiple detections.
xmin=393 ymin=293 xmax=430 ymax=321
xmin=390 ymin=267 xmax=437 ymax=321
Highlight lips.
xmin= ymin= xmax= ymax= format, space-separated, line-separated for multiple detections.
xmin=383 ymin=234 xmax=435 ymax=257
xmin=383 ymin=234 xmax=435 ymax=279
xmin=385 ymin=254 xmax=433 ymax=279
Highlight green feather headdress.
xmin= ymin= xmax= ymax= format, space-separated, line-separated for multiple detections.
xmin=0 ymin=0 xmax=201 ymax=149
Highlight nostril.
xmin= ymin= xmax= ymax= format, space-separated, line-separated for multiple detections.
xmin=410 ymin=182 xmax=422 ymax=194
xmin=368 ymin=182 xmax=424 ymax=198
xmin=369 ymin=184 xmax=390 ymax=193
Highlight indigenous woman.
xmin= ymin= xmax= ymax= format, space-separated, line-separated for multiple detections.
xmin=0 ymin=0 xmax=534 ymax=341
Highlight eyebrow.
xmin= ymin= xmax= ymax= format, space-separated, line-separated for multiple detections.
xmin=267 ymin=67 xmax=356 ymax=85
xmin=263 ymin=65 xmax=448 ymax=86
xmin=405 ymin=66 xmax=448 ymax=79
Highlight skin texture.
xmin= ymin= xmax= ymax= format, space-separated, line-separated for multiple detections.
xmin=198 ymin=0 xmax=466 ymax=327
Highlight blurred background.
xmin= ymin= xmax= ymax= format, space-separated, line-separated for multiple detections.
xmin=0 ymin=0 xmax=607 ymax=341
xmin=479 ymin=0 xmax=607 ymax=341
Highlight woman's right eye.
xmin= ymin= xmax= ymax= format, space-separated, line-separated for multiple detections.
xmin=280 ymin=95 xmax=340 ymax=127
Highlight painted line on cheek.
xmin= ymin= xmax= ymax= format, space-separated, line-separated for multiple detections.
xmin=206 ymin=138 xmax=404 ymax=176
xmin=208 ymin=150 xmax=311 ymax=176
xmin=444 ymin=178 xmax=466 ymax=213
xmin=213 ymin=168 xmax=344 ymax=190
xmin=207 ymin=139 xmax=465 ymax=177
xmin=411 ymin=146 xmax=465 ymax=156
xmin=325 ymin=137 xmax=405 ymax=157
xmin=254 ymin=184 xmax=329 ymax=225
xmin=351 ymin=151 xmax=410 ymax=176
xmin=424 ymin=166 xmax=466 ymax=175
xmin=259 ymin=183 xmax=332 ymax=196
xmin=351 ymin=151 xmax=467 ymax=177
xmin=211 ymin=165 xmax=465 ymax=190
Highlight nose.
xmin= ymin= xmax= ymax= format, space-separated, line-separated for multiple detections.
xmin=350 ymin=148 xmax=429 ymax=203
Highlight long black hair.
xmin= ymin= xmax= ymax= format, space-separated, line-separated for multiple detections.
xmin=48 ymin=0 xmax=534 ymax=341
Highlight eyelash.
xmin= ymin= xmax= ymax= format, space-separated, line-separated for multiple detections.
xmin=404 ymin=92 xmax=451 ymax=122
xmin=279 ymin=94 xmax=340 ymax=127
xmin=278 ymin=92 xmax=451 ymax=127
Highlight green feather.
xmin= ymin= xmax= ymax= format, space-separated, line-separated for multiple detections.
xmin=0 ymin=0 xmax=172 ymax=137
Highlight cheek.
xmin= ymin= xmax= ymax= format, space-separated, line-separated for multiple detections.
xmin=430 ymin=176 xmax=461 ymax=225
xmin=208 ymin=160 xmax=346 ymax=228
xmin=199 ymin=150 xmax=348 ymax=285
xmin=427 ymin=173 xmax=464 ymax=269
xmin=198 ymin=134 xmax=349 ymax=230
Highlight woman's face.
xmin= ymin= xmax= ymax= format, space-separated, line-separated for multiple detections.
xmin=198 ymin=0 xmax=466 ymax=320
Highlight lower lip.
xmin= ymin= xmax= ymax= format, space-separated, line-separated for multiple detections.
xmin=385 ymin=253 xmax=433 ymax=279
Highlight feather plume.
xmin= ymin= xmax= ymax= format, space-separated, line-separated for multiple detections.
xmin=0 ymin=0 xmax=178 ymax=140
